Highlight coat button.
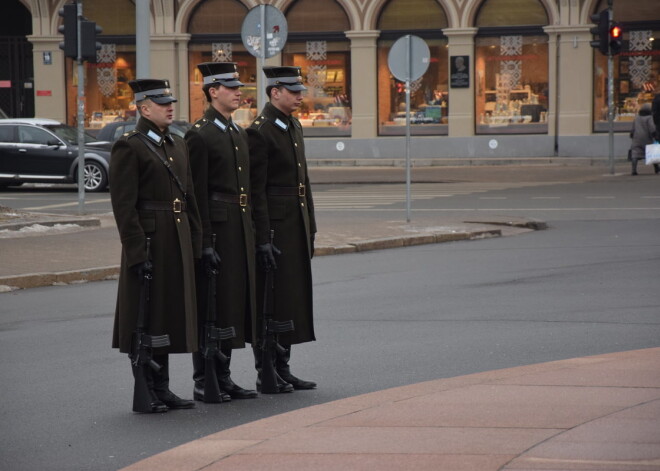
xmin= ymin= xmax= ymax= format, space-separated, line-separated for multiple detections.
xmin=177 ymin=218 xmax=181 ymax=223
xmin=238 ymin=166 xmax=242 ymax=171
xmin=169 ymin=157 xmax=174 ymax=161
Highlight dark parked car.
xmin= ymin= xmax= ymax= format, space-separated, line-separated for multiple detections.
xmin=0 ymin=118 xmax=112 ymax=192
xmin=96 ymin=119 xmax=191 ymax=142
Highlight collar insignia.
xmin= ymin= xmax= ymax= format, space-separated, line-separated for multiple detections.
xmin=146 ymin=129 xmax=163 ymax=145
xmin=274 ymin=118 xmax=288 ymax=131
xmin=213 ymin=118 xmax=228 ymax=132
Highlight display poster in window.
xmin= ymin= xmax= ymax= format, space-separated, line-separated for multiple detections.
xmin=450 ymin=55 xmax=469 ymax=88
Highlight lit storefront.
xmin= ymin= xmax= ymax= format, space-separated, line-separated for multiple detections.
xmin=473 ymin=0 xmax=549 ymax=134
xmin=28 ymin=0 xmax=660 ymax=159
xmin=377 ymin=0 xmax=449 ymax=136
xmin=187 ymin=0 xmax=257 ymax=127
xmin=592 ymin=0 xmax=660 ymax=132
xmin=283 ymin=0 xmax=352 ymax=137
xmin=64 ymin=0 xmax=137 ymax=128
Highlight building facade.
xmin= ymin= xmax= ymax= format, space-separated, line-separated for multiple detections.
xmin=19 ymin=0 xmax=660 ymax=160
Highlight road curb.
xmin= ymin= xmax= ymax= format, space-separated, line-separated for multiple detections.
xmin=0 ymin=229 xmax=505 ymax=291
xmin=0 ymin=217 xmax=101 ymax=232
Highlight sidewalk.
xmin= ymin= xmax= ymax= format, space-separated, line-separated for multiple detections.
xmin=120 ymin=347 xmax=660 ymax=471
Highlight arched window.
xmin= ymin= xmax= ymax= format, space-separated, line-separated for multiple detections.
xmin=283 ymin=0 xmax=352 ymax=137
xmin=377 ymin=0 xmax=449 ymax=136
xmin=591 ymin=0 xmax=660 ymax=132
xmin=187 ymin=0 xmax=256 ymax=124
xmin=474 ymin=0 xmax=550 ymax=135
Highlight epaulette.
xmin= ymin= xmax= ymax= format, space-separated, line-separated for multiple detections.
xmin=192 ymin=117 xmax=211 ymax=130
xmin=291 ymin=116 xmax=302 ymax=129
xmin=250 ymin=115 xmax=267 ymax=130
xmin=123 ymin=129 xmax=140 ymax=139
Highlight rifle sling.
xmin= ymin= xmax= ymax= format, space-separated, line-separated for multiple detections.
xmin=136 ymin=133 xmax=188 ymax=198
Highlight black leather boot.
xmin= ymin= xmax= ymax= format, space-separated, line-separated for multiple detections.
xmin=216 ymin=348 xmax=257 ymax=399
xmin=153 ymin=354 xmax=195 ymax=409
xmin=192 ymin=351 xmax=231 ymax=403
xmin=130 ymin=359 xmax=168 ymax=413
xmin=276 ymin=345 xmax=316 ymax=390
xmin=252 ymin=346 xmax=293 ymax=393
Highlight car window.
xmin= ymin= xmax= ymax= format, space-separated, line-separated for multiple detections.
xmin=43 ymin=124 xmax=97 ymax=145
xmin=18 ymin=126 xmax=55 ymax=145
xmin=0 ymin=125 xmax=15 ymax=143
xmin=113 ymin=125 xmax=127 ymax=140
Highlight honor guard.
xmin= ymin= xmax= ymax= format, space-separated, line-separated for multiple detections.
xmin=110 ymin=79 xmax=202 ymax=412
xmin=247 ymin=66 xmax=317 ymax=392
xmin=185 ymin=62 xmax=258 ymax=402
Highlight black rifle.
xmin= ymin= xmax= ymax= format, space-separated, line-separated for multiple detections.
xmin=130 ymin=237 xmax=171 ymax=413
xmin=260 ymin=229 xmax=295 ymax=394
xmin=201 ymin=234 xmax=236 ymax=403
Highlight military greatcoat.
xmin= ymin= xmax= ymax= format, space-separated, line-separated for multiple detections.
xmin=247 ymin=102 xmax=317 ymax=345
xmin=110 ymin=117 xmax=202 ymax=354
xmin=185 ymin=107 xmax=257 ymax=346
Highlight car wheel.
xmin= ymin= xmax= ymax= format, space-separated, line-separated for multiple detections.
xmin=80 ymin=161 xmax=108 ymax=192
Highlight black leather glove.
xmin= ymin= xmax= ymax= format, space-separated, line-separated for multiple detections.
xmin=131 ymin=260 xmax=153 ymax=279
xmin=201 ymin=247 xmax=221 ymax=276
xmin=256 ymin=243 xmax=281 ymax=271
xmin=310 ymin=233 xmax=315 ymax=259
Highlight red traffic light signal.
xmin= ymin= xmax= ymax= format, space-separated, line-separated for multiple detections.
xmin=609 ymin=23 xmax=623 ymax=55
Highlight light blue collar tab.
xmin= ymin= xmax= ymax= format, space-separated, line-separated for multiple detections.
xmin=146 ymin=129 xmax=163 ymax=145
xmin=274 ymin=118 xmax=288 ymax=131
xmin=213 ymin=118 xmax=227 ymax=132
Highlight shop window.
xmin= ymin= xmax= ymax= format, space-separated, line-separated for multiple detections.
xmin=65 ymin=46 xmax=137 ymax=128
xmin=474 ymin=34 xmax=549 ymax=134
xmin=284 ymin=0 xmax=351 ymax=137
xmin=377 ymin=0 xmax=449 ymax=136
xmin=61 ymin=0 xmax=137 ymax=127
xmin=187 ymin=0 xmax=256 ymax=127
xmin=188 ymin=44 xmax=258 ymax=126
xmin=591 ymin=0 xmax=660 ymax=132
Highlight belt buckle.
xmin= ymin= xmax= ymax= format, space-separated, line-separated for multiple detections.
xmin=239 ymin=194 xmax=248 ymax=207
xmin=298 ymin=183 xmax=305 ymax=197
xmin=173 ymin=198 xmax=182 ymax=213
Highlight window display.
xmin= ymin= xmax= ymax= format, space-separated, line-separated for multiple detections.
xmin=593 ymin=29 xmax=660 ymax=132
xmin=65 ymin=47 xmax=137 ymax=128
xmin=475 ymin=34 xmax=549 ymax=134
xmin=283 ymin=41 xmax=351 ymax=137
xmin=188 ymin=44 xmax=257 ymax=127
xmin=377 ymin=38 xmax=448 ymax=136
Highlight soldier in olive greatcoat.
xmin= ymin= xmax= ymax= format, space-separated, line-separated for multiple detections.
xmin=247 ymin=66 xmax=317 ymax=393
xmin=185 ymin=62 xmax=258 ymax=402
xmin=110 ymin=79 xmax=202 ymax=412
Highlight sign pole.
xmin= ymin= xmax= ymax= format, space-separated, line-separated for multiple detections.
xmin=76 ymin=0 xmax=85 ymax=215
xmin=258 ymin=4 xmax=266 ymax=111
xmin=405 ymin=35 xmax=412 ymax=223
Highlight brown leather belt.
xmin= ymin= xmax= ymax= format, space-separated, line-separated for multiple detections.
xmin=138 ymin=198 xmax=187 ymax=213
xmin=267 ymin=184 xmax=306 ymax=197
xmin=210 ymin=192 xmax=248 ymax=207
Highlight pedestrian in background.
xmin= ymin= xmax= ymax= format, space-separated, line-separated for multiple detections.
xmin=629 ymin=102 xmax=659 ymax=175
xmin=110 ymin=79 xmax=202 ymax=412
xmin=185 ymin=62 xmax=258 ymax=402
xmin=247 ymin=66 xmax=317 ymax=393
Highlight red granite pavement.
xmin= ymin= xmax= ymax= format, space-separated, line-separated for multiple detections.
xmin=121 ymin=347 xmax=660 ymax=471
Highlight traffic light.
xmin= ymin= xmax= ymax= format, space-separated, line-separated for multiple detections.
xmin=590 ymin=9 xmax=609 ymax=55
xmin=80 ymin=20 xmax=103 ymax=63
xmin=609 ymin=23 xmax=623 ymax=55
xmin=58 ymin=3 xmax=77 ymax=59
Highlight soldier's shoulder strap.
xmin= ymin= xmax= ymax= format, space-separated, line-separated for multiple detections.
xmin=249 ymin=114 xmax=268 ymax=131
xmin=123 ymin=129 xmax=141 ymax=140
xmin=290 ymin=116 xmax=302 ymax=130
xmin=191 ymin=117 xmax=211 ymax=131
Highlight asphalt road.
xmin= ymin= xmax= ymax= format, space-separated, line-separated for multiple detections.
xmin=0 ymin=171 xmax=659 ymax=470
